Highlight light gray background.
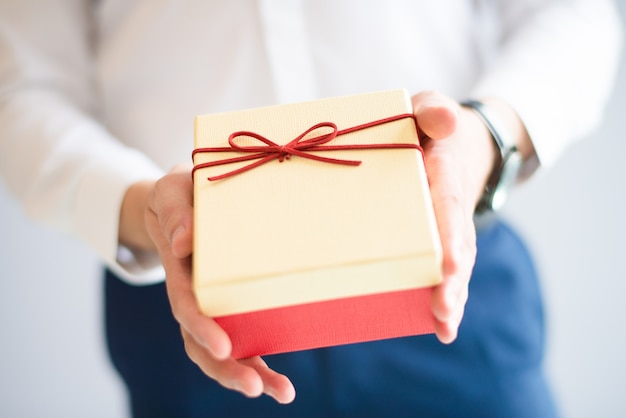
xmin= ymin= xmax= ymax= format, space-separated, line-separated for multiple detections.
xmin=1 ymin=6 xmax=625 ymax=417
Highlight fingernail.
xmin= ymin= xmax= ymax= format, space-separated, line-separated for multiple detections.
xmin=206 ymin=338 xmax=231 ymax=360
xmin=422 ymin=100 xmax=441 ymax=107
xmin=445 ymin=290 xmax=459 ymax=313
xmin=265 ymin=387 xmax=277 ymax=400
xmin=171 ymin=225 xmax=185 ymax=245
xmin=266 ymin=388 xmax=289 ymax=404
xmin=435 ymin=290 xmax=458 ymax=322
xmin=232 ymin=381 xmax=246 ymax=395
xmin=203 ymin=341 xmax=221 ymax=359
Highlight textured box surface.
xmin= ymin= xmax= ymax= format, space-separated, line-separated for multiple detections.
xmin=193 ymin=90 xmax=442 ymax=358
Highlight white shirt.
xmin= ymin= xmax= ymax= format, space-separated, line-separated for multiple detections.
xmin=0 ymin=0 xmax=622 ymax=284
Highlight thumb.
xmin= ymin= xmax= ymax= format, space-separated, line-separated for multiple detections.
xmin=147 ymin=163 xmax=194 ymax=259
xmin=411 ymin=91 xmax=461 ymax=140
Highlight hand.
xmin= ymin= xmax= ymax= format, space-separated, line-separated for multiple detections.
xmin=412 ymin=91 xmax=497 ymax=343
xmin=143 ymin=164 xmax=296 ymax=404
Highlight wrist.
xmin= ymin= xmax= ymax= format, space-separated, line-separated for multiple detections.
xmin=119 ymin=180 xmax=157 ymax=251
xmin=461 ymin=98 xmax=532 ymax=213
xmin=459 ymin=106 xmax=498 ymax=206
xmin=479 ymin=98 xmax=534 ymax=161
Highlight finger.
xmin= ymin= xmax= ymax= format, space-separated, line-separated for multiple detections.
xmin=166 ymin=260 xmax=232 ymax=360
xmin=429 ymin=196 xmax=475 ymax=322
xmin=148 ymin=163 xmax=194 ymax=258
xmin=424 ymin=150 xmax=476 ymax=344
xmin=146 ymin=206 xmax=232 ymax=360
xmin=412 ymin=90 xmax=460 ymax=140
xmin=433 ymin=277 xmax=469 ymax=344
xmin=433 ymin=313 xmax=460 ymax=344
xmin=241 ymin=357 xmax=296 ymax=404
xmin=184 ymin=330 xmax=296 ymax=403
xmin=182 ymin=329 xmax=264 ymax=397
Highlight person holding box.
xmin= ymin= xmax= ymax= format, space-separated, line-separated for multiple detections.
xmin=0 ymin=1 xmax=621 ymax=417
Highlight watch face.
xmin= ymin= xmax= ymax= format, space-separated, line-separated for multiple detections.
xmin=491 ymin=151 xmax=523 ymax=211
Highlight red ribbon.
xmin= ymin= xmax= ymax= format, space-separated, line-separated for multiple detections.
xmin=192 ymin=113 xmax=422 ymax=181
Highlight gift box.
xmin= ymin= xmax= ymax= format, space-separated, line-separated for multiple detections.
xmin=192 ymin=90 xmax=442 ymax=359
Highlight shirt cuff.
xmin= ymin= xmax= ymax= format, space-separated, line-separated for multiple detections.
xmin=72 ymin=145 xmax=166 ymax=285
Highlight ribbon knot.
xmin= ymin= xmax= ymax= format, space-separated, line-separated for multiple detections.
xmin=277 ymin=146 xmax=289 ymax=162
xmin=192 ymin=113 xmax=422 ymax=181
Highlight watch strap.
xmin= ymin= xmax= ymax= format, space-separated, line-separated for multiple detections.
xmin=460 ymin=99 xmax=519 ymax=214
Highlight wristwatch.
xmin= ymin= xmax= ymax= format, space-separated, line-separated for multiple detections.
xmin=460 ymin=100 xmax=523 ymax=215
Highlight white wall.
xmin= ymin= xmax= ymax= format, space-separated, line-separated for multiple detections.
xmin=0 ymin=201 xmax=126 ymax=418
xmin=1 ymin=8 xmax=625 ymax=417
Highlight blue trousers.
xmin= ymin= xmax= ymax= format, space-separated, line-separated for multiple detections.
xmin=105 ymin=220 xmax=559 ymax=417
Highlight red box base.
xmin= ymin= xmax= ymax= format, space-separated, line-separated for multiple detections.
xmin=215 ymin=287 xmax=435 ymax=359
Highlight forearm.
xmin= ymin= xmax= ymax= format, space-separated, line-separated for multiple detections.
xmin=472 ymin=0 xmax=622 ymax=168
xmin=0 ymin=89 xmax=161 ymax=255
xmin=0 ymin=1 xmax=165 ymax=281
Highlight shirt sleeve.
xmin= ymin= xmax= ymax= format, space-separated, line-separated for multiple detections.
xmin=0 ymin=1 xmax=166 ymax=284
xmin=471 ymin=0 xmax=623 ymax=175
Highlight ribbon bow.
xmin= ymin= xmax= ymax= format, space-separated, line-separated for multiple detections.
xmin=192 ymin=113 xmax=421 ymax=181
